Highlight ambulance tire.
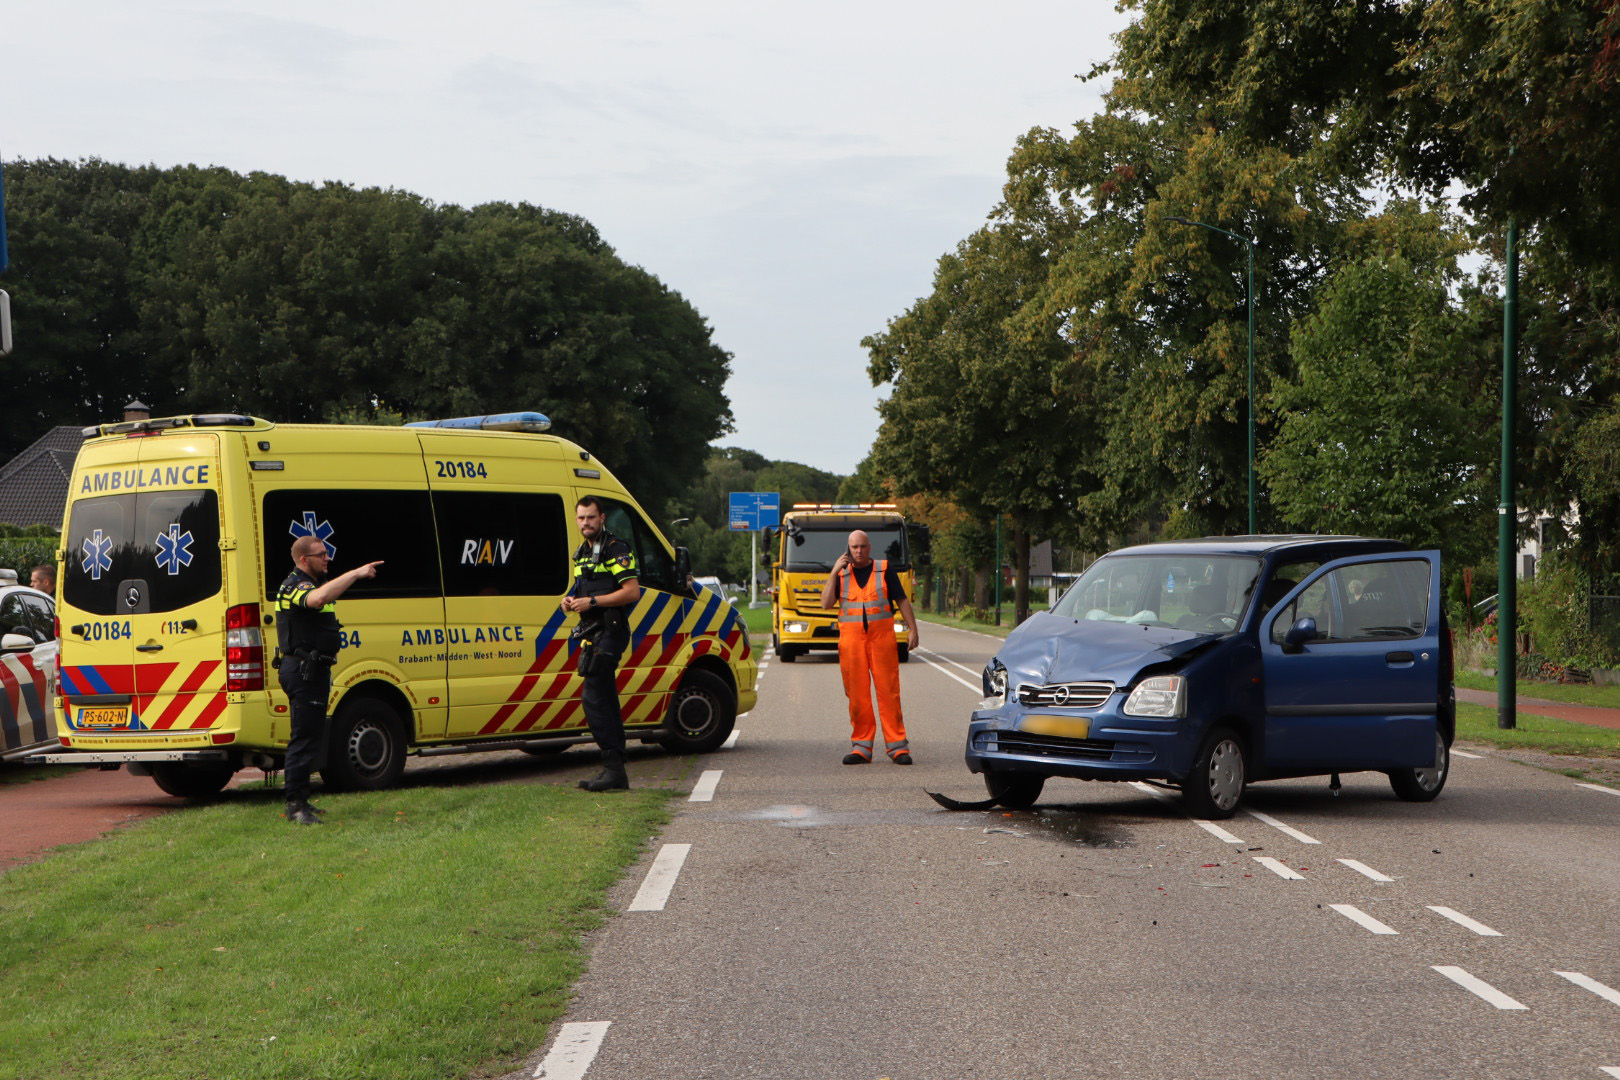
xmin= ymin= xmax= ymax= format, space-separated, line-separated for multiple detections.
xmin=150 ymin=762 xmax=235 ymax=799
xmin=660 ymin=669 xmax=735 ymax=755
xmin=323 ymin=696 xmax=408 ymax=791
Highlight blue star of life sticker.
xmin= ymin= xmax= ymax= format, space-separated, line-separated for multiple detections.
xmin=81 ymin=529 xmax=114 ymax=581
xmin=154 ymin=523 xmax=195 ymax=576
xmin=289 ymin=511 xmax=336 ymax=559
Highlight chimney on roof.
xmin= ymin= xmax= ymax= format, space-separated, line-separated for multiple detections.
xmin=123 ymin=399 xmax=151 ymax=423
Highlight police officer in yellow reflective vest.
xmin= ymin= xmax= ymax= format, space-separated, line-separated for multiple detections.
xmin=561 ymin=496 xmax=641 ymax=791
xmin=274 ymin=536 xmax=381 ymax=825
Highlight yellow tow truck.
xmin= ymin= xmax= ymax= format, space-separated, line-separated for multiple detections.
xmin=762 ymin=504 xmax=924 ymax=663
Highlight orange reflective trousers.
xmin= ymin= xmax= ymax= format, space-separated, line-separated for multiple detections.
xmin=837 ymin=561 xmax=908 ymax=760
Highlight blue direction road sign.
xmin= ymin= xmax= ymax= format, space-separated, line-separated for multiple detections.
xmin=728 ymin=492 xmax=780 ymax=532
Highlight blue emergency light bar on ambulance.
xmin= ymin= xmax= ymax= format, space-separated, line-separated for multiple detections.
xmin=405 ymin=412 xmax=552 ymax=433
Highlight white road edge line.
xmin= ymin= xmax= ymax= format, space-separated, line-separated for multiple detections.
xmin=1557 ymin=971 xmax=1620 ymax=1007
xmin=1337 ymin=858 xmax=1395 ymax=882
xmin=1432 ymin=966 xmax=1528 ymax=1010
xmin=1450 ymin=748 xmax=1483 ymax=759
xmin=1329 ymin=903 xmax=1399 ymax=935
xmin=628 ymin=843 xmax=691 ymax=912
xmin=533 ymin=1020 xmax=611 ymax=1079
xmin=1253 ymin=856 xmax=1305 ymax=880
xmin=1194 ymin=820 xmax=1244 ymax=844
xmin=915 ymin=647 xmax=985 ymax=679
xmin=722 ymin=729 xmax=739 ymax=750
xmin=1600 ymin=1067 xmax=1620 ymax=1078
xmin=917 ymin=652 xmax=983 ymax=693
xmin=1576 ymin=782 xmax=1620 ymax=797
xmin=1243 ymin=808 xmax=1322 ymax=844
xmin=689 ymin=770 xmax=722 ymax=803
xmin=1428 ymin=905 xmax=1503 ymax=936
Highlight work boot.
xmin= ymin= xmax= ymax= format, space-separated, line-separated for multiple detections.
xmin=285 ymin=802 xmax=323 ymax=826
xmin=842 ymin=752 xmax=871 ymax=765
xmin=891 ymin=752 xmax=914 ymax=765
xmin=579 ymin=750 xmax=629 ymax=792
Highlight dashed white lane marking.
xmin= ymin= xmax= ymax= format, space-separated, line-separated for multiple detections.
xmin=1243 ymin=808 xmax=1322 ymax=845
xmin=1253 ymin=856 xmax=1305 ymax=880
xmin=1451 ymin=748 xmax=1483 ymax=759
xmin=1337 ymin=858 xmax=1395 ymax=882
xmin=917 ymin=651 xmax=982 ymax=693
xmin=1576 ymin=782 xmax=1620 ymax=798
xmin=1329 ymin=903 xmax=1399 ymax=935
xmin=1193 ymin=820 xmax=1244 ymax=843
xmin=722 ymin=729 xmax=740 ymax=750
xmin=1557 ymin=971 xmax=1620 ymax=1007
xmin=1129 ymin=781 xmax=1175 ymax=801
xmin=689 ymin=770 xmax=722 ymax=803
xmin=1428 ymin=906 xmax=1503 ymax=936
xmin=1600 ymin=1067 xmax=1620 ymax=1078
xmin=627 ymin=843 xmax=691 ymax=912
xmin=1432 ymin=966 xmax=1528 ymax=1010
xmin=533 ymin=1021 xmax=611 ymax=1079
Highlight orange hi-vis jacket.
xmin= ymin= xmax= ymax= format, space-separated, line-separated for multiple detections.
xmin=836 ymin=558 xmax=908 ymax=759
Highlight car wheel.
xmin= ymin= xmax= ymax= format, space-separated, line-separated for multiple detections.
xmin=1388 ymin=730 xmax=1450 ymax=802
xmin=898 ymin=645 xmax=910 ymax=664
xmin=322 ymin=695 xmax=407 ymax=791
xmin=984 ymin=771 xmax=1045 ymax=809
xmin=1182 ymin=726 xmax=1246 ymax=819
xmin=150 ymin=762 xmax=234 ymax=799
xmin=659 ymin=669 xmax=736 ymax=754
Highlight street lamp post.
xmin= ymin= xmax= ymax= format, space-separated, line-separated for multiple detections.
xmin=1169 ymin=216 xmax=1258 ymax=534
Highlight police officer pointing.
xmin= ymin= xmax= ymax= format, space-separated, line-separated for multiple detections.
xmin=275 ymin=536 xmax=382 ymax=825
xmin=562 ymin=496 xmax=641 ymax=791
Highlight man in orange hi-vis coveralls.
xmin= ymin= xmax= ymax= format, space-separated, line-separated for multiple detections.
xmin=819 ymin=530 xmax=921 ymax=764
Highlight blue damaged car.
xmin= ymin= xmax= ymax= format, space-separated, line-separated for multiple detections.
xmin=967 ymin=536 xmax=1453 ymax=819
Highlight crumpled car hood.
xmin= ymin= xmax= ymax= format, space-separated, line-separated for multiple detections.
xmin=996 ymin=610 xmax=1220 ymax=687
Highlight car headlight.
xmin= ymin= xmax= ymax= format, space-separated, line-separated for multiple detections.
xmin=980 ymin=660 xmax=1009 ymax=709
xmin=1123 ymin=675 xmax=1187 ymax=718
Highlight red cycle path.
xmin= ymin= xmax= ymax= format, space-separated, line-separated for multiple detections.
xmin=0 ymin=768 xmax=199 ymax=872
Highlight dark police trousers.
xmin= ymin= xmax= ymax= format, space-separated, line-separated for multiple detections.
xmin=279 ymin=657 xmax=331 ymax=804
xmin=578 ymin=636 xmax=626 ymax=757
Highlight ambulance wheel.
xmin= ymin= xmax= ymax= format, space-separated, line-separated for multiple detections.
xmin=323 ymin=696 xmax=407 ymax=791
xmin=984 ymin=771 xmax=1044 ymax=808
xmin=150 ymin=762 xmax=234 ymax=799
xmin=898 ymin=646 xmax=910 ymax=664
xmin=660 ymin=669 xmax=735 ymax=754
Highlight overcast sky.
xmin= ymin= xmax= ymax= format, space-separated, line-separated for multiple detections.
xmin=9 ymin=1 xmax=1128 ymax=476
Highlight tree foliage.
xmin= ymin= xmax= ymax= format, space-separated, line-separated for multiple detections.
xmin=2 ymin=159 xmax=733 ymax=514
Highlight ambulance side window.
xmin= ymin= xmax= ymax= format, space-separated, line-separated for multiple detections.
xmin=434 ymin=491 xmax=570 ymax=597
xmin=262 ymin=490 xmax=442 ymax=599
xmin=596 ymin=499 xmax=679 ymax=593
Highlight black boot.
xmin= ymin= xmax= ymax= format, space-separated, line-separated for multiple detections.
xmin=579 ymin=750 xmax=629 ymax=792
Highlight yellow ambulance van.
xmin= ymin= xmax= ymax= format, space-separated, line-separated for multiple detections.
xmin=42 ymin=411 xmax=756 ymax=796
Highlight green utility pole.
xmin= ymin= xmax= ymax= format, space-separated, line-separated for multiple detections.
xmin=1168 ymin=216 xmax=1258 ymax=533
xmin=1497 ymin=220 xmax=1518 ymax=730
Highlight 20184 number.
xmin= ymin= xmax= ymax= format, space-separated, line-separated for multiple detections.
xmin=435 ymin=460 xmax=488 ymax=479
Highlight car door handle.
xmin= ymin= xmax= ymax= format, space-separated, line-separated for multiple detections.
xmin=136 ymin=643 xmax=165 ymax=653
xmin=1385 ymin=651 xmax=1414 ymax=664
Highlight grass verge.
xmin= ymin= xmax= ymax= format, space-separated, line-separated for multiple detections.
xmin=0 ymin=763 xmax=77 ymax=787
xmin=0 ymin=782 xmax=673 ymax=1080
xmin=1455 ymin=701 xmax=1620 ymax=757
xmin=1456 ymin=669 xmax=1620 ymax=709
xmin=915 ymin=611 xmax=1014 ymax=639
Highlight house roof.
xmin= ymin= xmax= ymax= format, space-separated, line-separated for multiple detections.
xmin=0 ymin=427 xmax=84 ymax=528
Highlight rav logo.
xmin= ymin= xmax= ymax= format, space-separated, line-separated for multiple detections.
xmin=461 ymin=539 xmax=515 ymax=566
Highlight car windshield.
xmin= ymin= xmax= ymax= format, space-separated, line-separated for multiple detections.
xmin=782 ymin=525 xmax=905 ymax=572
xmin=1050 ymin=553 xmax=1263 ymax=632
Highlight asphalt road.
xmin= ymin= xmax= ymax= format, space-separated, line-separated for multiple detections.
xmin=507 ymin=621 xmax=1620 ymax=1080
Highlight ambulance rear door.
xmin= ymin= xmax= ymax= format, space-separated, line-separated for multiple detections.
xmin=59 ymin=434 xmax=228 ymax=742
xmin=418 ymin=433 xmax=576 ymax=740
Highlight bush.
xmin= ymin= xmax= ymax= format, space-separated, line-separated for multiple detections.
xmin=1519 ymin=553 xmax=1620 ymax=672
xmin=0 ymin=528 xmax=59 ymax=584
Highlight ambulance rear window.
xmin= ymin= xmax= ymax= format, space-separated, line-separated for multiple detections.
xmin=64 ymin=490 xmax=223 ymax=616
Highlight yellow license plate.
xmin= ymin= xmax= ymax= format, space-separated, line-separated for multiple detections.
xmin=1019 ymin=714 xmax=1091 ymax=740
xmin=78 ymin=706 xmax=129 ymax=728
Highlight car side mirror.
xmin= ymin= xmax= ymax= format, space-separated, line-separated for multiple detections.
xmin=1281 ymin=617 xmax=1318 ymax=654
xmin=1 ymin=632 xmax=35 ymax=651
